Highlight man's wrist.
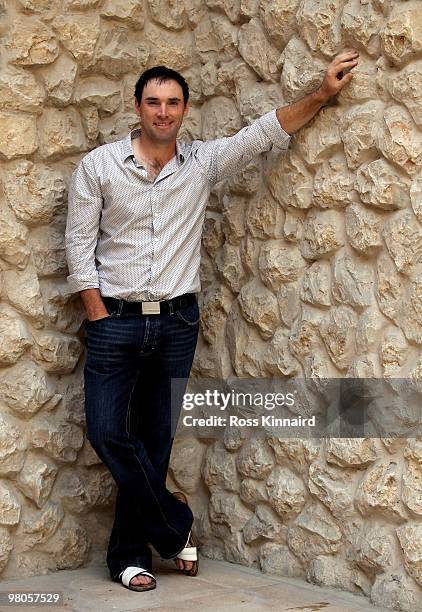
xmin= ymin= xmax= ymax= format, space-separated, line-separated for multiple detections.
xmin=313 ymin=86 xmax=332 ymax=106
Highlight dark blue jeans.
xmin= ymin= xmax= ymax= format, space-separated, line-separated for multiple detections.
xmin=84 ymin=299 xmax=199 ymax=579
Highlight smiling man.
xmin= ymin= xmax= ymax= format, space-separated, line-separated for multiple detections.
xmin=65 ymin=54 xmax=358 ymax=593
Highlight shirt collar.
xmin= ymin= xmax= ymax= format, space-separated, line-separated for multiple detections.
xmin=121 ymin=128 xmax=187 ymax=165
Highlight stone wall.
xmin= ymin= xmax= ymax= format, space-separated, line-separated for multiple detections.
xmin=0 ymin=0 xmax=421 ymax=609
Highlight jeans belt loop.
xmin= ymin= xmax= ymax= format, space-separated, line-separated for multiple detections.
xmin=117 ymin=299 xmax=123 ymax=317
xmin=168 ymin=300 xmax=174 ymax=315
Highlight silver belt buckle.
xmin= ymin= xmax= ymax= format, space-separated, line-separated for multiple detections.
xmin=141 ymin=301 xmax=161 ymax=315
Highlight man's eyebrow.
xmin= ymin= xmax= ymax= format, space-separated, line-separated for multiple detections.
xmin=144 ymin=96 xmax=181 ymax=102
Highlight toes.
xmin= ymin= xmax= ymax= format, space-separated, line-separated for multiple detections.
xmin=130 ymin=575 xmax=152 ymax=586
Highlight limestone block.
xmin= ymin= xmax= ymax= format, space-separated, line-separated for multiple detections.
xmin=3 ymin=266 xmax=44 ymax=323
xmin=307 ymin=555 xmax=367 ymax=594
xmin=287 ymin=503 xmax=342 ymax=563
xmin=29 ymin=226 xmax=66 ymax=277
xmin=356 ymin=308 xmax=385 ymax=353
xmin=345 ymin=202 xmax=384 ymax=256
xmin=266 ymin=466 xmax=307 ymax=518
xmin=296 ymin=0 xmax=342 ymax=57
xmin=240 ymin=234 xmax=260 ymax=277
xmin=40 ymin=515 xmax=89 ymax=569
xmin=387 ymin=60 xmax=422 ymax=128
xmin=18 ymin=0 xmax=60 ymax=11
xmin=63 ymin=0 xmax=100 ymax=7
xmin=355 ymin=460 xmax=407 ymax=521
xmin=300 ymin=209 xmax=344 ymax=260
xmin=280 ymin=37 xmax=326 ymax=103
xmin=341 ymin=101 xmax=384 ymax=169
xmin=19 ymin=501 xmax=63 ymax=552
xmin=201 ymin=96 xmax=242 ymax=140
xmin=0 ymin=205 xmax=29 ymax=269
xmin=40 ymin=54 xmax=77 ymax=107
xmin=208 ymin=15 xmax=239 ymax=62
xmin=215 ymin=243 xmax=245 ymax=293
xmin=239 ymin=478 xmax=268 ymax=506
xmin=202 ymin=217 xmax=224 ymax=258
xmin=383 ymin=210 xmax=422 ymax=276
xmin=376 ymin=252 xmax=404 ymax=323
xmin=55 ymin=468 xmax=115 ymax=513
xmin=397 ymin=524 xmax=422 ymax=586
xmin=40 ymin=280 xmax=86 ymax=334
xmin=31 ymin=331 xmax=83 ymax=374
xmin=0 ymin=66 xmax=45 ymax=113
xmin=0 ymin=112 xmax=37 ymax=160
xmin=145 ymin=23 xmax=192 ymax=71
xmin=399 ymin=274 xmax=422 ymax=345
xmin=259 ymin=542 xmax=304 ymax=577
xmin=355 ymin=159 xmax=409 ymax=211
xmin=300 ymin=261 xmax=331 ymax=307
xmin=99 ymin=111 xmax=137 ymax=145
xmin=308 ymin=462 xmax=355 ymax=518
xmin=0 ymin=361 xmax=59 ymax=418
xmin=226 ymin=304 xmax=268 ymax=376
xmin=77 ymin=106 xmax=98 ymax=142
xmin=240 ymin=0 xmax=259 ymax=19
xmin=194 ymin=15 xmax=219 ymax=58
xmin=313 ymin=155 xmax=356 ymax=209
xmin=238 ymin=279 xmax=280 ymax=339
xmin=178 ymin=105 xmax=202 ymax=141
xmin=94 ymin=26 xmax=149 ymax=78
xmin=52 ymin=15 xmax=100 ymax=71
xmin=102 ymin=0 xmax=146 ymax=29
xmin=351 ymin=523 xmax=393 ymax=573
xmin=4 ymin=161 xmax=65 ymax=226
xmin=224 ymin=532 xmax=257 ymax=566
xmin=331 ymin=251 xmax=374 ymax=309
xmin=221 ymin=195 xmax=246 ymax=245
xmin=277 ymin=281 xmax=300 ymax=328
xmin=209 ymin=492 xmax=253 ymax=532
xmin=377 ymin=106 xmax=422 ymax=176
xmin=381 ymin=6 xmax=422 ymax=67
xmin=237 ymin=79 xmax=283 ymax=124
xmin=0 ymin=414 xmax=26 ymax=478
xmin=168 ymin=437 xmax=205 ymax=494
xmin=243 ymin=504 xmax=284 ymax=544
xmin=6 ymin=18 xmax=58 ymax=65
xmin=259 ymin=241 xmax=306 ymax=290
xmin=61 ymin=379 xmax=85 ymax=427
xmin=320 ymin=305 xmax=358 ymax=370
xmin=228 ymin=159 xmax=261 ymax=196
xmin=341 ymin=0 xmax=384 ymax=56
xmin=266 ymin=151 xmax=313 ymax=210
xmin=0 ymin=305 xmax=32 ymax=366
xmin=264 ymin=328 xmax=301 ymax=377
xmin=236 ymin=438 xmax=274 ymax=480
xmin=411 ymin=176 xmax=422 ymax=223
xmin=288 ymin=306 xmax=323 ymax=360
xmin=0 ymin=482 xmax=21 ymax=527
xmin=75 ymin=78 xmax=121 ymax=117
xmin=295 ymin=107 xmax=342 ymax=166
xmin=78 ymin=441 xmax=102 ymax=468
xmin=380 ymin=327 xmax=408 ymax=377
xmin=200 ymin=284 xmax=232 ymax=345
xmin=18 ymin=452 xmax=57 ymax=508
xmin=268 ymin=438 xmax=320 ymax=472
xmin=402 ymin=457 xmax=422 ymax=515
xmin=260 ymin=0 xmax=300 ymax=49
xmin=205 ymin=0 xmax=240 ymax=24
xmin=284 ymin=210 xmax=304 ymax=243
xmin=38 ymin=107 xmax=86 ymax=160
xmin=238 ymin=19 xmax=279 ymax=82
xmin=202 ymin=441 xmax=239 ymax=491
xmin=31 ymin=419 xmax=84 ymax=463
xmin=223 ymin=426 xmax=244 ymax=452
xmin=371 ymin=570 xmax=422 ymax=611
xmin=0 ymin=528 xmax=12 ymax=573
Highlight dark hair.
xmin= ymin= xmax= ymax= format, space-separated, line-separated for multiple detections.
xmin=134 ymin=66 xmax=189 ymax=105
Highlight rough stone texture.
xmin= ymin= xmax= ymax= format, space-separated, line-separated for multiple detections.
xmin=0 ymin=1 xmax=421 ymax=607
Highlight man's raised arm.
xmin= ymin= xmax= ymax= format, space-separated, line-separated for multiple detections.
xmin=276 ymin=49 xmax=359 ymax=135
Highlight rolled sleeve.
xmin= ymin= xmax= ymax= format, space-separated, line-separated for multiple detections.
xmin=194 ymin=109 xmax=291 ymax=185
xmin=65 ymin=154 xmax=103 ymax=294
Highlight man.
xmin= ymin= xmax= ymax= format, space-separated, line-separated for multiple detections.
xmin=65 ymin=49 xmax=358 ymax=592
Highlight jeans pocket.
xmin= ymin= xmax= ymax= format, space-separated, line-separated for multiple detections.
xmin=175 ymin=303 xmax=200 ymax=326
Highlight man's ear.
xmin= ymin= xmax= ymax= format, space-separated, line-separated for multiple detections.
xmin=183 ymin=101 xmax=190 ymax=116
xmin=134 ymin=98 xmax=141 ymax=115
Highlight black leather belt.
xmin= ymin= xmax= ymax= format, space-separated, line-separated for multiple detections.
xmin=103 ymin=293 xmax=197 ymax=316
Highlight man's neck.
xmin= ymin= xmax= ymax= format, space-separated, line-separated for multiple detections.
xmin=134 ymin=132 xmax=177 ymax=166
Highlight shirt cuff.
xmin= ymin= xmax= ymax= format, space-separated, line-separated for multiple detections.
xmin=66 ymin=273 xmax=99 ymax=294
xmin=257 ymin=109 xmax=292 ymax=150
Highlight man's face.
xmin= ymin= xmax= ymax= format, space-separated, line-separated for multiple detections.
xmin=135 ymin=78 xmax=189 ymax=144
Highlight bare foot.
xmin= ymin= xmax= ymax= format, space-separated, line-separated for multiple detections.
xmin=129 ymin=574 xmax=154 ymax=587
xmin=174 ymin=558 xmax=194 ymax=573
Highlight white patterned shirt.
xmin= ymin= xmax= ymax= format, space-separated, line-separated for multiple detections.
xmin=65 ymin=110 xmax=291 ymax=300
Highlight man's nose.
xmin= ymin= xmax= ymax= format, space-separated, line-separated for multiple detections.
xmin=157 ymin=104 xmax=168 ymax=117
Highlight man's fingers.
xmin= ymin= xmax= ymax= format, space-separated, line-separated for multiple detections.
xmin=332 ymin=50 xmax=359 ymax=65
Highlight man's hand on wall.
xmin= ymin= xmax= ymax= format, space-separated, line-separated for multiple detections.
xmin=317 ymin=49 xmax=359 ymax=101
